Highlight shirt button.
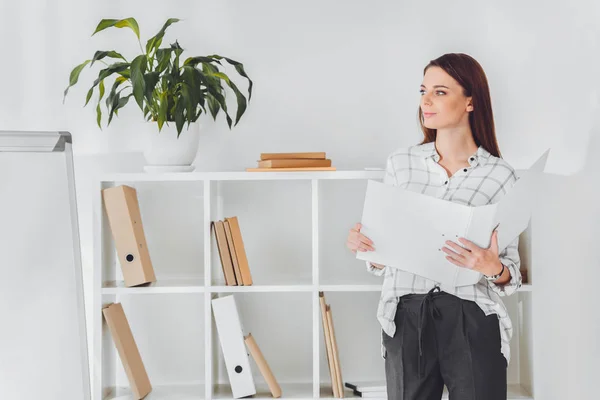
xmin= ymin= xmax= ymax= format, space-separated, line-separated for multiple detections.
xmin=470 ymin=157 xmax=474 ymax=161
xmin=444 ymin=180 xmax=448 ymax=184
xmin=463 ymin=168 xmax=467 ymax=172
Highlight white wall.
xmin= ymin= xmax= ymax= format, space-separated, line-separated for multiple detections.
xmin=1 ymin=0 xmax=599 ymax=398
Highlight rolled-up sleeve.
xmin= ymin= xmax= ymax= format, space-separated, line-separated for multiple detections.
xmin=487 ymin=236 xmax=522 ymax=296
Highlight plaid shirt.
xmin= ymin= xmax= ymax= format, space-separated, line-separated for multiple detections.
xmin=366 ymin=141 xmax=522 ymax=365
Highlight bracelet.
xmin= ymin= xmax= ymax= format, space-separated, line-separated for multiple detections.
xmin=484 ymin=263 xmax=505 ymax=282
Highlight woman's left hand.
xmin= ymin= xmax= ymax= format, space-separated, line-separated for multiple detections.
xmin=442 ymin=229 xmax=502 ymax=276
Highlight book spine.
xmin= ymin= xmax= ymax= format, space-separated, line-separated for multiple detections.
xmin=260 ymin=152 xmax=326 ymax=160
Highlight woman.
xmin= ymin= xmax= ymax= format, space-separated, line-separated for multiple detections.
xmin=346 ymin=53 xmax=522 ymax=400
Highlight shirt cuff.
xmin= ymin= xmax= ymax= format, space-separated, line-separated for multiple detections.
xmin=487 ymin=260 xmax=522 ymax=296
xmin=366 ymin=260 xmax=386 ymax=276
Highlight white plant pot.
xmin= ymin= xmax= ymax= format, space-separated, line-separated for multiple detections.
xmin=143 ymin=122 xmax=201 ymax=172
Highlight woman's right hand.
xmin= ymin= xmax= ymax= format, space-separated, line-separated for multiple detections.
xmin=347 ymin=223 xmax=385 ymax=269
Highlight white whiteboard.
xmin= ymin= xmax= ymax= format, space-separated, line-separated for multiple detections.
xmin=0 ymin=132 xmax=90 ymax=400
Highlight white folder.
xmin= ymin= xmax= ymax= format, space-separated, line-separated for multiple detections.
xmin=212 ymin=295 xmax=256 ymax=398
xmin=356 ymin=149 xmax=549 ymax=288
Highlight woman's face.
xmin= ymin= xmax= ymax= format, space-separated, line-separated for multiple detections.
xmin=420 ymin=66 xmax=473 ymax=130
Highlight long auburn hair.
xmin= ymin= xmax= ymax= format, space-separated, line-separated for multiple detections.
xmin=417 ymin=53 xmax=502 ymax=158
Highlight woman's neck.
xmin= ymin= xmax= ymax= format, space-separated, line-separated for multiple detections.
xmin=434 ymin=127 xmax=478 ymax=164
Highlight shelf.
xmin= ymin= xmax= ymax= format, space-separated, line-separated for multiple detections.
xmin=96 ymin=170 xmax=536 ymax=400
xmin=102 ymin=278 xmax=205 ymax=294
xmin=101 ymin=281 xmax=534 ymax=295
xmin=319 ymin=284 xmax=383 ymax=292
xmin=103 ymin=382 xmax=532 ymax=400
xmin=213 ymin=382 xmax=313 ymax=399
xmin=209 ymin=284 xmax=314 ymax=293
xmin=103 ymin=384 xmax=205 ymax=399
xmin=319 ymin=383 xmax=533 ymax=399
xmin=99 ymin=170 xmax=385 ymax=182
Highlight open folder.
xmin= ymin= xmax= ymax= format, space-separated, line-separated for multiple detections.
xmin=356 ymin=149 xmax=550 ymax=287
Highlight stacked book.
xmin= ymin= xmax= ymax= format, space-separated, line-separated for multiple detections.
xmin=211 ymin=216 xmax=253 ymax=286
xmin=320 ymin=292 xmax=344 ymax=398
xmin=246 ymin=152 xmax=336 ymax=172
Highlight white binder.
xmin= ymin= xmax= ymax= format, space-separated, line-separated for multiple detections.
xmin=356 ymin=149 xmax=549 ymax=288
xmin=212 ymin=295 xmax=256 ymax=398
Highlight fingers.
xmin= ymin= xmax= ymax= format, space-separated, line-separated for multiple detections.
xmin=445 ymin=240 xmax=471 ymax=254
xmin=346 ymin=237 xmax=375 ymax=252
xmin=360 ymin=233 xmax=373 ymax=245
xmin=348 ymin=223 xmax=374 ymax=253
xmin=357 ymin=241 xmax=375 ymax=252
xmin=442 ymin=242 xmax=465 ymax=259
xmin=351 ymin=222 xmax=362 ymax=232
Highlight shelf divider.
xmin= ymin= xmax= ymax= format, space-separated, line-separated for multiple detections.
xmin=204 ymin=180 xmax=213 ymax=400
xmin=312 ymin=179 xmax=321 ymax=398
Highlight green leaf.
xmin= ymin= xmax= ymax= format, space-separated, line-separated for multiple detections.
xmin=210 ymin=71 xmax=247 ymax=126
xmin=171 ymin=41 xmax=183 ymax=77
xmin=205 ymin=84 xmax=232 ymax=128
xmin=158 ymin=91 xmax=168 ymax=130
xmin=201 ymin=63 xmax=223 ymax=93
xmin=99 ymin=79 xmax=106 ymax=100
xmin=63 ymin=59 xmax=91 ymax=102
xmin=107 ymin=91 xmax=120 ymax=125
xmin=175 ymin=98 xmax=185 ymax=135
xmin=91 ymin=50 xmax=127 ymax=66
xmin=118 ymin=69 xmax=131 ymax=79
xmin=94 ymin=79 xmax=106 ymax=127
xmin=183 ymin=56 xmax=222 ymax=67
xmin=191 ymin=66 xmax=232 ymax=127
xmin=85 ymin=87 xmax=94 ymax=106
xmin=93 ymin=62 xmax=130 ymax=88
xmin=114 ymin=93 xmax=133 ymax=117
xmin=106 ymin=77 xmax=126 ymax=110
xmin=96 ymin=103 xmax=102 ymax=129
xmin=207 ymin=95 xmax=219 ymax=120
xmin=92 ymin=18 xmax=140 ymax=40
xmin=107 ymin=89 xmax=131 ymax=124
xmin=145 ymin=18 xmax=180 ymax=55
xmin=144 ymin=71 xmax=160 ymax=103
xmin=156 ymin=48 xmax=173 ymax=73
xmin=181 ymin=66 xmax=200 ymax=118
xmin=130 ymin=55 xmax=147 ymax=111
xmin=210 ymin=55 xmax=253 ymax=101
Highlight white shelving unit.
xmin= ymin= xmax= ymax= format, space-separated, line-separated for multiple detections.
xmin=93 ymin=170 xmax=535 ymax=400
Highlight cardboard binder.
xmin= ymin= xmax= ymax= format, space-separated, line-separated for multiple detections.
xmin=102 ymin=303 xmax=152 ymax=399
xmin=212 ymin=295 xmax=256 ymax=398
xmin=223 ymin=220 xmax=244 ymax=285
xmin=102 ymin=185 xmax=156 ymax=287
xmin=319 ymin=292 xmax=339 ymax=397
xmin=327 ymin=305 xmax=344 ymax=398
xmin=225 ymin=216 xmax=253 ymax=285
xmin=212 ymin=220 xmax=237 ymax=285
xmin=244 ymin=333 xmax=282 ymax=398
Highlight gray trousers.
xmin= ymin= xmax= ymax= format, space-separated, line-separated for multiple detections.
xmin=382 ymin=286 xmax=507 ymax=400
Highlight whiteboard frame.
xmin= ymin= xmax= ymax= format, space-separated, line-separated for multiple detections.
xmin=0 ymin=131 xmax=91 ymax=400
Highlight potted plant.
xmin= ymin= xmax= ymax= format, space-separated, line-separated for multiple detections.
xmin=64 ymin=17 xmax=253 ymax=172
